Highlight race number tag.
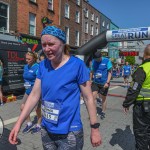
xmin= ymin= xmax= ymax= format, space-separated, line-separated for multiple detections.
xmin=125 ymin=70 xmax=129 ymax=72
xmin=95 ymin=71 xmax=102 ymax=78
xmin=41 ymin=101 xmax=61 ymax=124
xmin=24 ymin=82 xmax=31 ymax=89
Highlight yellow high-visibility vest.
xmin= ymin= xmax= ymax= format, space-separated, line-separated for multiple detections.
xmin=137 ymin=62 xmax=150 ymax=101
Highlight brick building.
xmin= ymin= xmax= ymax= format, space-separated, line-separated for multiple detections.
xmin=0 ymin=0 xmax=60 ymax=42
xmin=81 ymin=0 xmax=101 ymax=46
xmin=100 ymin=12 xmax=111 ymax=33
xmin=60 ymin=0 xmax=82 ymax=49
xmin=17 ymin=0 xmax=60 ymax=42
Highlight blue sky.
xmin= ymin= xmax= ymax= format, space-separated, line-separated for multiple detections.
xmin=89 ymin=0 xmax=149 ymax=29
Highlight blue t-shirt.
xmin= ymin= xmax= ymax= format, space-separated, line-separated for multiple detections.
xmin=23 ymin=63 xmax=39 ymax=95
xmin=37 ymin=56 xmax=89 ymax=134
xmin=123 ymin=65 xmax=131 ymax=76
xmin=92 ymin=57 xmax=112 ymax=85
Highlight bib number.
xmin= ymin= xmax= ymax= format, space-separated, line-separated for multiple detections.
xmin=95 ymin=72 xmax=102 ymax=78
xmin=42 ymin=101 xmax=61 ymax=124
xmin=24 ymin=82 xmax=31 ymax=89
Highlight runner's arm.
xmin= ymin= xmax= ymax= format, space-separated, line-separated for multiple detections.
xmin=80 ymin=81 xmax=102 ymax=146
xmin=80 ymin=81 xmax=98 ymax=124
xmin=106 ymin=69 xmax=112 ymax=83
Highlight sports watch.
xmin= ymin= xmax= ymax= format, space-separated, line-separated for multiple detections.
xmin=90 ymin=123 xmax=100 ymax=129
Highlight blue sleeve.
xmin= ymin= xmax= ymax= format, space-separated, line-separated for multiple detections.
xmin=36 ymin=63 xmax=42 ymax=80
xmin=35 ymin=64 xmax=39 ymax=76
xmin=91 ymin=60 xmax=95 ymax=71
xmin=77 ymin=61 xmax=90 ymax=85
xmin=107 ymin=60 xmax=112 ymax=70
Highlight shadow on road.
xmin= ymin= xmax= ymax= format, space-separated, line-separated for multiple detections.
xmin=109 ymin=125 xmax=135 ymax=150
xmin=0 ymin=127 xmax=21 ymax=150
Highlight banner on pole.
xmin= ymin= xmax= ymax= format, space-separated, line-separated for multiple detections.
xmin=106 ymin=27 xmax=150 ymax=42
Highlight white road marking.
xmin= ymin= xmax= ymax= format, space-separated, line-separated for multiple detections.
xmin=4 ymin=112 xmax=36 ymax=125
xmin=109 ymin=86 xmax=120 ymax=90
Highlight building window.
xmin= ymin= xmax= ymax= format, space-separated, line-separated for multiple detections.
xmin=75 ymin=11 xmax=80 ymax=23
xmin=102 ymin=21 xmax=105 ymax=27
xmin=76 ymin=0 xmax=80 ymax=6
xmin=95 ymin=27 xmax=98 ymax=35
xmin=90 ymin=25 xmax=94 ymax=35
xmin=91 ymin=13 xmax=94 ymax=21
xmin=84 ymin=8 xmax=88 ymax=18
xmin=29 ymin=13 xmax=36 ymax=36
xmin=75 ymin=31 xmax=79 ymax=46
xmin=96 ymin=16 xmax=99 ymax=24
xmin=0 ymin=2 xmax=9 ymax=32
xmin=65 ymin=26 xmax=69 ymax=44
xmin=85 ymin=22 xmax=88 ymax=33
xmin=65 ymin=4 xmax=70 ymax=18
xmin=48 ymin=0 xmax=53 ymax=11
xmin=107 ymin=24 xmax=109 ymax=29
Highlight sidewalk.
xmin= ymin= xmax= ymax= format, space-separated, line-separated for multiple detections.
xmin=0 ymin=82 xmax=135 ymax=150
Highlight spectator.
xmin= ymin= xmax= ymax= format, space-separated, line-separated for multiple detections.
xmin=21 ymin=51 xmax=42 ymax=134
xmin=9 ymin=26 xmax=102 ymax=149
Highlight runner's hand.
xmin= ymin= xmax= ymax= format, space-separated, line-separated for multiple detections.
xmin=104 ymin=83 xmax=109 ymax=88
xmin=89 ymin=80 xmax=92 ymax=86
xmin=90 ymin=128 xmax=102 ymax=147
xmin=123 ymin=107 xmax=129 ymax=114
xmin=9 ymin=123 xmax=21 ymax=144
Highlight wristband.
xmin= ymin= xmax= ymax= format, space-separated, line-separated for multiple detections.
xmin=90 ymin=123 xmax=100 ymax=129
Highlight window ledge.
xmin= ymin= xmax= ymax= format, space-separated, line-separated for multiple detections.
xmin=75 ymin=22 xmax=80 ymax=24
xmin=64 ymin=17 xmax=70 ymax=20
xmin=47 ymin=9 xmax=55 ymax=14
xmin=29 ymin=0 xmax=38 ymax=6
xmin=76 ymin=4 xmax=81 ymax=7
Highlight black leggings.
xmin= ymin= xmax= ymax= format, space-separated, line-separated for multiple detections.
xmin=133 ymin=104 xmax=150 ymax=150
xmin=41 ymin=127 xmax=84 ymax=150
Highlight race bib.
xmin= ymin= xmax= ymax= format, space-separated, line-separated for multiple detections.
xmin=95 ymin=72 xmax=102 ymax=78
xmin=24 ymin=82 xmax=31 ymax=89
xmin=125 ymin=70 xmax=129 ymax=72
xmin=42 ymin=101 xmax=61 ymax=124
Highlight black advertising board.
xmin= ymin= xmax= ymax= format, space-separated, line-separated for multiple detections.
xmin=0 ymin=40 xmax=42 ymax=93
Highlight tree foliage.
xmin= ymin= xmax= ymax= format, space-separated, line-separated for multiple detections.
xmin=125 ymin=56 xmax=135 ymax=65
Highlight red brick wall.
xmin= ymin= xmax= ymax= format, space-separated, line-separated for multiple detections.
xmin=17 ymin=0 xmax=60 ymax=37
xmin=60 ymin=0 xmax=82 ymax=47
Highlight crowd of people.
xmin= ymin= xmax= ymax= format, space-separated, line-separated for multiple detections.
xmin=0 ymin=25 xmax=148 ymax=150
